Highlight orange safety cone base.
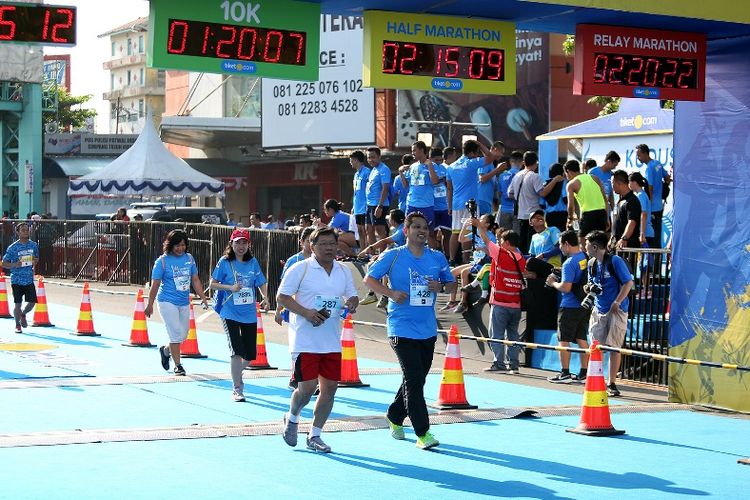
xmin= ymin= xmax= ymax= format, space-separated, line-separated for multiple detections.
xmin=0 ymin=313 xmax=12 ymax=319
xmin=181 ymin=352 xmax=208 ymax=359
xmin=566 ymin=426 xmax=625 ymax=437
xmin=737 ymin=458 xmax=749 ymax=466
xmin=122 ymin=341 xmax=155 ymax=347
xmin=246 ymin=364 xmax=277 ymax=370
xmin=72 ymin=331 xmax=101 ymax=337
xmin=32 ymin=321 xmax=55 ymax=327
xmin=432 ymin=401 xmax=479 ymax=410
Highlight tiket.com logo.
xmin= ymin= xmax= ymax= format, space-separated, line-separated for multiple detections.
xmin=619 ymin=114 xmax=657 ymax=130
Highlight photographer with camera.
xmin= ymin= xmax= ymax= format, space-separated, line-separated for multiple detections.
xmin=277 ymin=227 xmax=359 ymax=453
xmin=545 ymin=230 xmax=590 ymax=384
xmin=583 ymin=230 xmax=634 ymax=397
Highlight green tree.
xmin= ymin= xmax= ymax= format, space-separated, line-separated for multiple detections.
xmin=43 ymin=86 xmax=97 ymax=131
xmin=562 ymin=35 xmax=673 ymax=116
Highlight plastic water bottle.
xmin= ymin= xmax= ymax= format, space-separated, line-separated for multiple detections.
xmin=340 ymin=306 xmax=349 ymax=319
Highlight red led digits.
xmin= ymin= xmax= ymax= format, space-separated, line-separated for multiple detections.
xmin=626 ymin=57 xmax=644 ymax=86
xmin=444 ymin=47 xmax=459 ymax=77
xmin=382 ymin=42 xmax=398 ymax=73
xmin=592 ymin=53 xmax=698 ymax=89
xmin=399 ymin=43 xmax=417 ymax=74
xmin=677 ymin=61 xmax=694 ymax=89
xmin=0 ymin=5 xmax=16 ymax=40
xmin=0 ymin=5 xmax=75 ymax=45
xmin=643 ymin=58 xmax=660 ymax=86
xmin=380 ymin=40 xmax=505 ymax=81
xmin=166 ymin=19 xmax=306 ymax=66
xmin=487 ymin=50 xmax=503 ymax=80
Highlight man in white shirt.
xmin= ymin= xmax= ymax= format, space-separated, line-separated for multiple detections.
xmin=507 ymin=151 xmax=544 ymax=253
xmin=277 ymin=227 xmax=359 ymax=453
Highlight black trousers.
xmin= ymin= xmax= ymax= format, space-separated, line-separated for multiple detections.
xmin=387 ymin=336 xmax=436 ymax=437
xmin=651 ymin=210 xmax=663 ymax=248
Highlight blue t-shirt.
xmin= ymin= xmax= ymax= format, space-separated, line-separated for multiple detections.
xmin=560 ymin=250 xmax=588 ymax=308
xmin=366 ymin=162 xmax=392 ymax=206
xmin=367 ymin=246 xmax=454 ymax=340
xmin=498 ymin=166 xmax=520 ymax=213
xmin=432 ymin=162 xmax=449 ymax=211
xmin=635 ymin=190 xmax=654 ymax=238
xmin=405 ymin=162 xmax=434 ymax=208
xmin=151 ymin=253 xmax=198 ymax=306
xmin=477 ymin=163 xmax=496 ymax=207
xmin=588 ymin=167 xmax=613 ymax=199
xmin=281 ymin=251 xmax=305 ymax=279
xmin=211 ymin=256 xmax=267 ymax=322
xmin=3 ymin=240 xmax=39 ymax=285
xmin=352 ymin=166 xmax=371 ymax=215
xmin=390 ymin=223 xmax=406 ymax=246
xmin=447 ymin=156 xmax=484 ymax=210
xmin=642 ymin=159 xmax=668 ymax=212
xmin=544 ymin=179 xmax=568 ymax=213
xmin=329 ymin=211 xmax=353 ymax=232
xmin=529 ymin=227 xmax=561 ymax=265
xmin=589 ymin=255 xmax=633 ymax=314
xmin=391 ymin=176 xmax=408 ymax=212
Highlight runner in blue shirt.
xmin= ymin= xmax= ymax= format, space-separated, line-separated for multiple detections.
xmin=364 ymin=212 xmax=456 ymax=450
xmin=365 ymin=147 xmax=392 ymax=246
xmin=209 ymin=228 xmax=269 ymax=402
xmin=349 ymin=150 xmax=371 ymax=242
xmin=145 ymin=229 xmax=209 ymax=376
xmin=636 ymin=144 xmax=671 ymax=247
xmin=2 ymin=222 xmax=40 ymax=333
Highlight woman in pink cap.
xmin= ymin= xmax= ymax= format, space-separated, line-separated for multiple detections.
xmin=209 ymin=228 xmax=269 ymax=402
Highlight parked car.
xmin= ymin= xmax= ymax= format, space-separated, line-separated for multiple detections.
xmin=126 ymin=203 xmax=227 ymax=225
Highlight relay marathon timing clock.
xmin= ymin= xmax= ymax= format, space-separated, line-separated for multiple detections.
xmin=364 ymin=11 xmax=516 ymax=95
xmin=0 ymin=3 xmax=76 ymax=46
xmin=574 ymin=24 xmax=706 ymax=101
xmin=149 ymin=0 xmax=320 ymax=80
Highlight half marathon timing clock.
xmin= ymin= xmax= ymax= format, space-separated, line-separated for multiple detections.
xmin=363 ymin=11 xmax=516 ymax=95
xmin=149 ymin=0 xmax=320 ymax=80
xmin=574 ymin=24 xmax=706 ymax=101
xmin=0 ymin=3 xmax=76 ymax=46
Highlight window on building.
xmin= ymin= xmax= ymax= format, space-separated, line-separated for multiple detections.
xmin=224 ymin=76 xmax=261 ymax=119
xmin=110 ymin=74 xmax=115 ymax=90
xmin=139 ymin=35 xmax=144 ymax=53
xmin=139 ymin=99 xmax=144 ymax=117
xmin=111 ymin=102 xmax=117 ymax=119
xmin=111 ymin=41 xmax=115 ymax=57
xmin=127 ymin=38 xmax=132 ymax=56
xmin=127 ymin=70 xmax=132 ymax=86
xmin=140 ymin=68 xmax=145 ymax=87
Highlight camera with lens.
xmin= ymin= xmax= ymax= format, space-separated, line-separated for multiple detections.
xmin=545 ymin=269 xmax=562 ymax=288
xmin=580 ymin=283 xmax=603 ymax=310
xmin=465 ymin=198 xmax=478 ymax=217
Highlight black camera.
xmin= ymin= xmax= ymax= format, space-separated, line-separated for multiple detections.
xmin=465 ymin=198 xmax=478 ymax=217
xmin=545 ymin=269 xmax=562 ymax=288
xmin=580 ymin=283 xmax=603 ymax=310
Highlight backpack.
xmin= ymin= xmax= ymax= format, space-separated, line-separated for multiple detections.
xmin=587 ymin=254 xmax=627 ymax=288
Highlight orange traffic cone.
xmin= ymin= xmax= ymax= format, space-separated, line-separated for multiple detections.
xmin=74 ymin=282 xmax=100 ymax=336
xmin=123 ymin=289 xmax=154 ymax=347
xmin=434 ymin=325 xmax=477 ymax=410
xmin=0 ymin=271 xmax=11 ymax=318
xmin=566 ymin=341 xmax=625 ymax=436
xmin=180 ymin=303 xmax=207 ymax=358
xmin=249 ymin=303 xmax=277 ymax=370
xmin=338 ymin=314 xmax=369 ymax=387
xmin=32 ymin=276 xmax=54 ymax=327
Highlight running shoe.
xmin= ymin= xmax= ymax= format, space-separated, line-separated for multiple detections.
xmin=607 ymin=383 xmax=621 ymax=397
xmin=360 ymin=293 xmax=378 ymax=306
xmin=572 ymin=372 xmax=587 ymax=383
xmin=547 ymin=372 xmax=572 ymax=384
xmin=282 ymin=414 xmax=298 ymax=447
xmin=451 ymin=303 xmax=468 ymax=314
xmin=505 ymin=368 xmax=520 ymax=375
xmin=377 ymin=295 xmax=388 ymax=309
xmin=415 ymin=432 xmax=439 ymax=450
xmin=232 ymin=389 xmax=245 ymax=402
xmin=472 ymin=296 xmax=489 ymax=307
xmin=14 ymin=325 xmax=22 ymax=334
xmin=174 ymin=364 xmax=186 ymax=376
xmin=439 ymin=301 xmax=459 ymax=312
xmin=484 ymin=363 xmax=506 ymax=373
xmin=386 ymin=416 xmax=405 ymax=440
xmin=461 ymin=282 xmax=480 ymax=292
xmin=159 ymin=345 xmax=170 ymax=371
xmin=306 ymin=435 xmax=332 ymax=453
xmin=20 ymin=313 xmax=28 ymax=328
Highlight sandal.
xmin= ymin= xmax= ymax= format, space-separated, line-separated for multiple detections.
xmin=439 ymin=301 xmax=459 ymax=312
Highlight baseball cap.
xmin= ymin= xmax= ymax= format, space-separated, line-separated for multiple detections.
xmin=230 ymin=228 xmax=250 ymax=241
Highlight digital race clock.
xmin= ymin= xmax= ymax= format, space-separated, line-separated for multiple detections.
xmin=149 ymin=0 xmax=320 ymax=80
xmin=574 ymin=24 xmax=706 ymax=101
xmin=364 ymin=11 xmax=515 ymax=95
xmin=0 ymin=3 xmax=76 ymax=46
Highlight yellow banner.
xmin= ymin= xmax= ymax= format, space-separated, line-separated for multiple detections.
xmin=524 ymin=0 xmax=750 ymax=25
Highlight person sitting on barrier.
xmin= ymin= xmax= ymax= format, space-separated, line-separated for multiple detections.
xmin=363 ymin=211 xmax=456 ymax=450
xmin=583 ymin=230 xmax=634 ymax=397
xmin=323 ymin=199 xmax=358 ymax=258
xmin=470 ymin=221 xmax=526 ymax=374
xmin=2 ymin=222 xmax=39 ymax=334
xmin=545 ymin=230 xmax=591 ymax=383
xmin=209 ymin=228 xmax=269 ymax=403
xmin=145 ymin=229 xmax=209 ymax=377
xmin=277 ymin=227 xmax=359 ymax=453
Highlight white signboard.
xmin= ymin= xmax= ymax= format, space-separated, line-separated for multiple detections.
xmin=261 ymin=15 xmax=375 ymax=148
xmin=45 ymin=133 xmax=138 ymax=155
xmin=70 ymin=196 xmax=140 ymax=217
xmin=24 ymin=162 xmax=34 ymax=194
xmin=582 ymin=134 xmax=674 ymax=171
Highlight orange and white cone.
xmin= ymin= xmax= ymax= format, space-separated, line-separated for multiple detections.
xmin=74 ymin=282 xmax=99 ymax=336
xmin=434 ymin=325 xmax=477 ymax=410
xmin=249 ymin=303 xmax=277 ymax=370
xmin=181 ymin=303 xmax=207 ymax=358
xmin=32 ymin=276 xmax=54 ymax=327
xmin=0 ymin=271 xmax=12 ymax=318
xmin=338 ymin=314 xmax=369 ymax=387
xmin=123 ymin=289 xmax=154 ymax=347
xmin=566 ymin=341 xmax=625 ymax=436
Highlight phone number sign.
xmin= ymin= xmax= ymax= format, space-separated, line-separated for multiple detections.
xmin=148 ymin=0 xmax=320 ymax=80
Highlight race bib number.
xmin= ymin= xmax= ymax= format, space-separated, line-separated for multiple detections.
xmin=472 ymin=250 xmax=486 ymax=265
xmin=173 ymin=271 xmax=190 ymax=292
xmin=434 ymin=185 xmax=447 ymax=198
xmin=410 ymin=283 xmax=434 ymax=307
xmin=314 ymin=295 xmax=343 ymax=313
xmin=19 ymin=251 xmax=34 ymax=267
xmin=233 ymin=287 xmax=254 ymax=306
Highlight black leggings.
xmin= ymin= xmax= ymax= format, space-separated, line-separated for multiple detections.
xmin=221 ymin=318 xmax=257 ymax=361
xmin=387 ymin=336 xmax=436 ymax=437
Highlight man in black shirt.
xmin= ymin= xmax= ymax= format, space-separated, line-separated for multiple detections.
xmin=611 ymin=170 xmax=641 ymax=250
